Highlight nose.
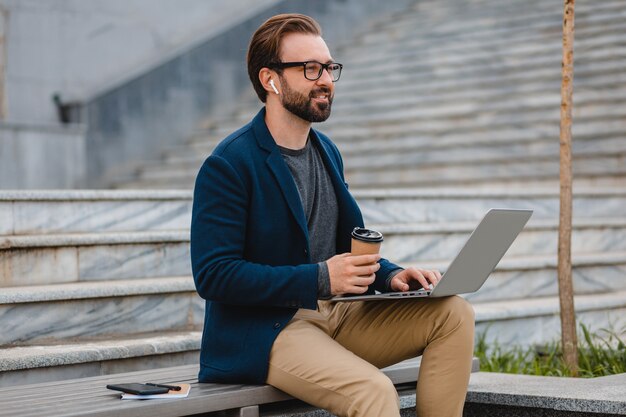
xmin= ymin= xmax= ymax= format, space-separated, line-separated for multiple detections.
xmin=316 ymin=66 xmax=334 ymax=87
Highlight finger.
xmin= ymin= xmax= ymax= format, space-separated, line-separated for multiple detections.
xmin=353 ymin=263 xmax=380 ymax=276
xmin=391 ymin=277 xmax=410 ymax=292
xmin=352 ymin=285 xmax=369 ymax=294
xmin=422 ymin=270 xmax=439 ymax=285
xmin=435 ymin=269 xmax=443 ymax=280
xmin=353 ymin=274 xmax=375 ymax=287
xmin=350 ymin=253 xmax=382 ymax=265
xmin=409 ymin=269 xmax=430 ymax=290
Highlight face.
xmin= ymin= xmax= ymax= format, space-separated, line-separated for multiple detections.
xmin=276 ymin=33 xmax=335 ymax=123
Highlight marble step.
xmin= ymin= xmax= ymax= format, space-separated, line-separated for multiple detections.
xmin=351 ymin=187 xmax=626 ymax=223
xmin=378 ymin=218 xmax=626 ymax=263
xmin=155 ymin=132 xmax=626 ymax=176
xmin=211 ymin=84 xmax=626 ymax=140
xmin=347 ymin=7 xmax=626 ymax=68
xmin=4 ymin=214 xmax=625 ymax=287
xmin=218 ymin=40 xmax=626 ymax=128
xmin=2 ymin=290 xmax=625 ymax=387
xmin=0 ymin=231 xmax=191 ymax=286
xmin=319 ymin=94 xmax=626 ymax=133
xmin=473 ymin=290 xmax=626 ymax=348
xmin=357 ymin=0 xmax=621 ymax=41
xmin=336 ymin=75 xmax=626 ymax=123
xmin=348 ymin=1 xmax=623 ymax=44
xmin=410 ymin=251 xmax=626 ymax=304
xmin=363 ymin=1 xmax=625 ymax=46
xmin=0 ymin=190 xmax=192 ymax=236
xmin=343 ymin=154 xmax=626 ymax=189
xmin=201 ymin=41 xmax=626 ymax=128
xmin=132 ymin=149 xmax=626 ymax=189
xmin=343 ymin=22 xmax=626 ymax=85
xmin=181 ymin=114 xmax=625 ymax=162
xmin=3 ymin=214 xmax=622 ymax=286
xmin=0 ymin=277 xmax=201 ymax=346
xmin=0 ymin=331 xmax=202 ymax=388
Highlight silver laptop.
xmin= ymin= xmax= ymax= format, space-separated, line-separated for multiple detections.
xmin=330 ymin=208 xmax=533 ymax=302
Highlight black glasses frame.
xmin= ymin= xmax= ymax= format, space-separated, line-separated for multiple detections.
xmin=269 ymin=61 xmax=343 ymax=82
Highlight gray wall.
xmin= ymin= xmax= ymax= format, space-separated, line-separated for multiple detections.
xmin=85 ymin=0 xmax=415 ymax=187
xmin=0 ymin=0 xmax=280 ymax=125
xmin=0 ymin=122 xmax=86 ymax=189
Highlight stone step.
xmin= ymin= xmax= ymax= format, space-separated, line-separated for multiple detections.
xmin=418 ymin=251 xmax=626 ymax=304
xmin=349 ymin=12 xmax=626 ymax=72
xmin=2 ymin=290 xmax=624 ymax=387
xmin=213 ymin=88 xmax=626 ymax=141
xmin=119 ymin=174 xmax=626 ymax=192
xmin=0 ymin=331 xmax=202 ymax=388
xmin=154 ymin=133 xmax=626 ymax=176
xmin=0 ymin=231 xmax=191 ymax=286
xmin=352 ymin=188 xmax=626 ymax=223
xmin=329 ymin=85 xmax=626 ymax=128
xmin=343 ymin=154 xmax=626 ymax=189
xmin=378 ymin=218 xmax=626 ymax=263
xmin=367 ymin=0 xmax=615 ymax=31
xmin=321 ymin=94 xmax=626 ymax=134
xmin=473 ymin=290 xmax=626 ymax=348
xmin=133 ymin=149 xmax=626 ymax=189
xmin=347 ymin=139 xmax=626 ymax=171
xmin=2 ymin=222 xmax=623 ymax=294
xmin=344 ymin=20 xmax=626 ymax=82
xmin=6 ymin=215 xmax=626 ymax=287
xmin=355 ymin=0 xmax=625 ymax=51
xmin=0 ymin=277 xmax=201 ymax=346
xmin=222 ymin=41 xmax=626 ymax=127
xmin=0 ymin=190 xmax=192 ymax=236
xmin=97 ymin=187 xmax=624 ymax=225
xmin=181 ymin=115 xmax=624 ymax=163
xmin=349 ymin=0 xmax=626 ymax=53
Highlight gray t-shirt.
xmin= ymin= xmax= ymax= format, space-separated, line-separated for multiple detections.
xmin=279 ymin=139 xmax=337 ymax=299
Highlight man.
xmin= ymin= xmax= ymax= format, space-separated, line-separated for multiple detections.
xmin=191 ymin=13 xmax=475 ymax=417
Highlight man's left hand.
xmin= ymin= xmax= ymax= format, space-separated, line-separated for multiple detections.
xmin=390 ymin=267 xmax=442 ymax=292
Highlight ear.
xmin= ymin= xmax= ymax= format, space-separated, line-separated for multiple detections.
xmin=259 ymin=68 xmax=279 ymax=95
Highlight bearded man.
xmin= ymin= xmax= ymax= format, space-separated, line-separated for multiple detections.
xmin=190 ymin=13 xmax=475 ymax=417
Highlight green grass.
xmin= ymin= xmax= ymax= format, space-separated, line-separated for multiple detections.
xmin=474 ymin=323 xmax=626 ymax=377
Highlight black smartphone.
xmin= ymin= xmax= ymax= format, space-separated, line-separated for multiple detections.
xmin=106 ymin=383 xmax=169 ymax=395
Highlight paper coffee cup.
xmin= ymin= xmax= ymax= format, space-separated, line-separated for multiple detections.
xmin=351 ymin=227 xmax=383 ymax=264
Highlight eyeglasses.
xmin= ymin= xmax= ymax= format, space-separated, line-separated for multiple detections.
xmin=269 ymin=61 xmax=343 ymax=82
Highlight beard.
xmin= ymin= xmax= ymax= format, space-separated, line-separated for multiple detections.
xmin=278 ymin=75 xmax=333 ymax=123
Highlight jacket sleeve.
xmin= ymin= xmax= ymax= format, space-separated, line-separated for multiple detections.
xmin=190 ymin=155 xmax=318 ymax=309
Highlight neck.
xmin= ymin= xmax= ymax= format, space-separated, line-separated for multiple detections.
xmin=265 ymin=101 xmax=311 ymax=150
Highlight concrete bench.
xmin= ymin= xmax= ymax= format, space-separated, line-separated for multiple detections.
xmin=0 ymin=357 xmax=479 ymax=417
xmin=465 ymin=371 xmax=626 ymax=417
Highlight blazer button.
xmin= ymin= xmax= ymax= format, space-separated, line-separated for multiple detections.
xmin=273 ymin=322 xmax=281 ymax=329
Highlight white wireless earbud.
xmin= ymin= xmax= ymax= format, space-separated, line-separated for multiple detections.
xmin=269 ymin=80 xmax=279 ymax=95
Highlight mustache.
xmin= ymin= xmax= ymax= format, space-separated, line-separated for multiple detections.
xmin=309 ymin=88 xmax=332 ymax=98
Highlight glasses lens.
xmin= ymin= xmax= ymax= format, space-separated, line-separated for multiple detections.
xmin=328 ymin=63 xmax=342 ymax=81
xmin=304 ymin=62 xmax=323 ymax=80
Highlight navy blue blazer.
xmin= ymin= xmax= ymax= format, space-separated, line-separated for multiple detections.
xmin=191 ymin=108 xmax=401 ymax=384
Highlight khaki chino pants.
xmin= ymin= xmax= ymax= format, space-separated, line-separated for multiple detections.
xmin=266 ymin=296 xmax=475 ymax=417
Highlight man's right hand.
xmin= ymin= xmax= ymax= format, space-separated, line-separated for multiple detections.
xmin=326 ymin=253 xmax=381 ymax=295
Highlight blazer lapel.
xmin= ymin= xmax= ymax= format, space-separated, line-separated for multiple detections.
xmin=252 ymin=108 xmax=309 ymax=241
xmin=266 ymin=150 xmax=309 ymax=239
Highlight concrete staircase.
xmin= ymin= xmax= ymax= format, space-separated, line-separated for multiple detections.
xmin=117 ymin=0 xmax=626 ymax=190
xmin=2 ymin=0 xmax=625 ymax=387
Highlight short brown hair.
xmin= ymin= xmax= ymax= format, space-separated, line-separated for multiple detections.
xmin=247 ymin=14 xmax=322 ymax=102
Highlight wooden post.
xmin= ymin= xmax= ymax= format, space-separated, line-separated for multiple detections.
xmin=558 ymin=0 xmax=578 ymax=376
xmin=0 ymin=6 xmax=8 ymax=121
